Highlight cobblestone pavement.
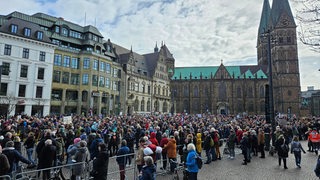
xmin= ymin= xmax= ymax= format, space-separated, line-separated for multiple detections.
xmin=154 ymin=140 xmax=319 ymax=180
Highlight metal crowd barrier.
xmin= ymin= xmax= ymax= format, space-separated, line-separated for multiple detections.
xmin=0 ymin=175 xmax=11 ymax=180
xmin=107 ymin=152 xmax=137 ymax=180
xmin=12 ymin=161 xmax=89 ymax=180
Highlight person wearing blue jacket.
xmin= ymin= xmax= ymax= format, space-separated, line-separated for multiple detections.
xmin=116 ymin=140 xmax=130 ymax=180
xmin=185 ymin=143 xmax=199 ymax=180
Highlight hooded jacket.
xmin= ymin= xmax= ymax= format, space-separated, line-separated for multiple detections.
xmin=196 ymin=133 xmax=202 ymax=153
xmin=73 ymin=147 xmax=90 ymax=176
xmin=149 ymin=132 xmax=159 ymax=146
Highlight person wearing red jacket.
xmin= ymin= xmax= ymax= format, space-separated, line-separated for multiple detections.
xmin=160 ymin=133 xmax=169 ymax=171
xmin=149 ymin=132 xmax=159 ymax=146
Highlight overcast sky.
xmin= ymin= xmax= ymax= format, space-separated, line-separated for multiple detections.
xmin=0 ymin=0 xmax=318 ymax=91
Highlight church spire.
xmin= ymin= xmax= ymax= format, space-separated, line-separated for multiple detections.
xmin=154 ymin=42 xmax=159 ymax=52
xmin=258 ymin=0 xmax=271 ymax=36
xmin=270 ymin=0 xmax=296 ymax=27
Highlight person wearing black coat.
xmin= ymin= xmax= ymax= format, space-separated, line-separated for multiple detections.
xmin=203 ymin=131 xmax=212 ymax=164
xmin=275 ymin=135 xmax=289 ymax=169
xmin=0 ymin=145 xmax=11 ymax=176
xmin=92 ymin=143 xmax=109 ymax=180
xmin=38 ymin=139 xmax=57 ymax=180
xmin=240 ymin=132 xmax=250 ymax=165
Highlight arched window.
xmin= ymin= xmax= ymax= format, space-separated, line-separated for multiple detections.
xmin=193 ymin=86 xmax=199 ymax=97
xmin=260 ymin=85 xmax=265 ymax=98
xmin=154 ymin=100 xmax=159 ymax=112
xmin=147 ymin=100 xmax=151 ymax=111
xmin=134 ymin=99 xmax=139 ymax=112
xmin=183 ymin=85 xmax=189 ymax=97
xmin=140 ymin=100 xmax=145 ymax=112
xmin=163 ymin=101 xmax=168 ymax=112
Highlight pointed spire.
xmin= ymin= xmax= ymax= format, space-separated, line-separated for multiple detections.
xmin=258 ymin=0 xmax=271 ymax=35
xmin=154 ymin=42 xmax=159 ymax=52
xmin=130 ymin=45 xmax=132 ymax=53
xmin=161 ymin=41 xmax=164 ymax=47
xmin=270 ymin=0 xmax=296 ymax=27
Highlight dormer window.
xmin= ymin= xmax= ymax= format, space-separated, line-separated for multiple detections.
xmin=55 ymin=26 xmax=60 ymax=33
xmin=37 ymin=31 xmax=43 ymax=40
xmin=62 ymin=28 xmax=68 ymax=36
xmin=24 ymin=28 xmax=31 ymax=37
xmin=10 ymin=24 xmax=18 ymax=33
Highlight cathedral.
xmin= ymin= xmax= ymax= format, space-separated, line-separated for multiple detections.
xmin=171 ymin=0 xmax=301 ymax=116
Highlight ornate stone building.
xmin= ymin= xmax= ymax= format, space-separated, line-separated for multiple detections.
xmin=171 ymin=0 xmax=301 ymax=116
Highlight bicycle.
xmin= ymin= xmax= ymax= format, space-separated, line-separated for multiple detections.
xmin=170 ymin=159 xmax=187 ymax=180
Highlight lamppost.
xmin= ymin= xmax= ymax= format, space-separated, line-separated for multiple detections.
xmin=264 ymin=30 xmax=276 ymax=145
xmin=0 ymin=65 xmax=2 ymax=91
xmin=171 ymin=89 xmax=176 ymax=115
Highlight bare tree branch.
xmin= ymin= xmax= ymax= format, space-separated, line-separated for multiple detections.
xmin=294 ymin=0 xmax=320 ymax=51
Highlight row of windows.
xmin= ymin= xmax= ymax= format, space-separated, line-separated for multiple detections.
xmin=1 ymin=62 xmax=45 ymax=80
xmin=176 ymin=85 xmax=267 ymax=98
xmin=55 ymin=26 xmax=100 ymax=43
xmin=54 ymin=55 xmax=118 ymax=76
xmin=128 ymin=82 xmax=152 ymax=94
xmin=52 ymin=71 xmax=119 ymax=90
xmin=4 ymin=44 xmax=46 ymax=61
xmin=10 ymin=24 xmax=43 ymax=40
xmin=0 ymin=83 xmax=43 ymax=98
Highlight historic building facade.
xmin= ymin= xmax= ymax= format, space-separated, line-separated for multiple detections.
xmin=0 ymin=12 xmax=174 ymax=117
xmin=171 ymin=0 xmax=301 ymax=116
xmin=0 ymin=15 xmax=56 ymax=117
xmin=115 ymin=43 xmax=175 ymax=115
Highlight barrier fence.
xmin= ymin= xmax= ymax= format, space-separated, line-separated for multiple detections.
xmin=5 ymin=143 xmax=233 ymax=180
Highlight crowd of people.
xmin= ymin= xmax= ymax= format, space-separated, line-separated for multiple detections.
xmin=0 ymin=113 xmax=320 ymax=179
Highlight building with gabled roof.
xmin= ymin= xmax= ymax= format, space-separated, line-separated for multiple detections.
xmin=171 ymin=0 xmax=301 ymax=116
xmin=114 ymin=42 xmax=175 ymax=115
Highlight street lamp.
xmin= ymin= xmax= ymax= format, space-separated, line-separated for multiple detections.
xmin=0 ymin=65 xmax=2 ymax=91
xmin=171 ymin=89 xmax=176 ymax=115
xmin=266 ymin=30 xmax=276 ymax=146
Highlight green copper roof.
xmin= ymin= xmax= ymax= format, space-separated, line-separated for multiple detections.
xmin=172 ymin=65 xmax=268 ymax=80
xmin=256 ymin=69 xmax=268 ymax=78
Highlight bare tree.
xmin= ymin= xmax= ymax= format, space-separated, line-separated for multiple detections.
xmin=0 ymin=93 xmax=17 ymax=118
xmin=294 ymin=0 xmax=320 ymax=51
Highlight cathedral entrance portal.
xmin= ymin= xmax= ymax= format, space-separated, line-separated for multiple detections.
xmin=217 ymin=102 xmax=228 ymax=115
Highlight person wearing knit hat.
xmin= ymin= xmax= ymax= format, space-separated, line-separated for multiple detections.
xmin=74 ymin=137 xmax=81 ymax=145
xmin=66 ymin=137 xmax=81 ymax=164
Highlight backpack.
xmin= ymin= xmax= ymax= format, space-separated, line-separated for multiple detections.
xmin=210 ymin=138 xmax=214 ymax=147
xmin=196 ymin=154 xmax=203 ymax=169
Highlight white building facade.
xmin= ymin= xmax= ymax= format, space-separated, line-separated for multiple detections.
xmin=0 ymin=17 xmax=55 ymax=117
